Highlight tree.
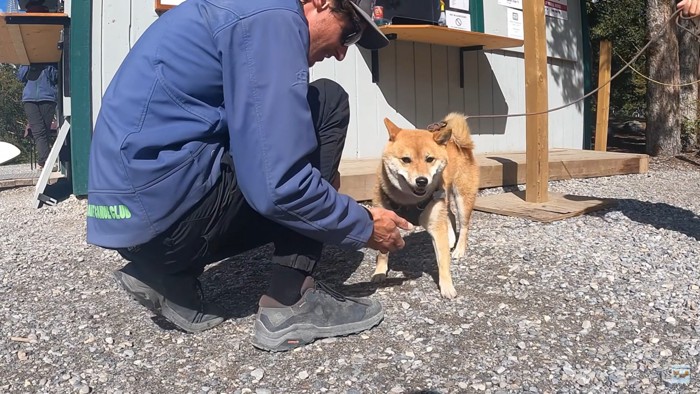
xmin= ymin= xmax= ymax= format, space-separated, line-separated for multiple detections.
xmin=646 ymin=0 xmax=682 ymax=156
xmin=0 ymin=63 xmax=32 ymax=163
xmin=676 ymin=14 xmax=700 ymax=152
xmin=586 ymin=0 xmax=697 ymax=156
xmin=586 ymin=0 xmax=647 ymax=116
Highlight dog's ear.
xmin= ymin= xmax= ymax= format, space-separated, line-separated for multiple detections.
xmin=433 ymin=127 xmax=452 ymax=145
xmin=384 ymin=118 xmax=402 ymax=141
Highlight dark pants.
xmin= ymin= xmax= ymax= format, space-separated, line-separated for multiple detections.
xmin=24 ymin=101 xmax=56 ymax=167
xmin=118 ymin=79 xmax=350 ymax=278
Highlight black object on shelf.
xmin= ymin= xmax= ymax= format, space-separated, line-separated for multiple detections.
xmin=375 ymin=0 xmax=441 ymax=25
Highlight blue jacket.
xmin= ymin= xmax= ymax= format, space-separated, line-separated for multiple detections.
xmin=87 ymin=0 xmax=373 ymax=250
xmin=17 ymin=64 xmax=59 ymax=103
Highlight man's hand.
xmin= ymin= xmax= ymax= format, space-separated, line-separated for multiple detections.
xmin=678 ymin=0 xmax=700 ymax=17
xmin=365 ymin=207 xmax=413 ymax=254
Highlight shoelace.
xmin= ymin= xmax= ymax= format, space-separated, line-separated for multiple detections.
xmin=315 ymin=280 xmax=348 ymax=302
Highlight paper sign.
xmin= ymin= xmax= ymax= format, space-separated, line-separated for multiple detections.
xmin=545 ymin=0 xmax=568 ymax=20
xmin=449 ymin=0 xmax=470 ymax=12
xmin=446 ymin=10 xmax=471 ymax=31
xmin=507 ymin=9 xmax=523 ymax=39
xmin=498 ymin=0 xmax=522 ymax=10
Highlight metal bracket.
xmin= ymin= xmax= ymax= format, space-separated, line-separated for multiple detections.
xmin=459 ymin=46 xmax=483 ymax=88
xmin=371 ymin=33 xmax=397 ymax=84
xmin=4 ymin=14 xmax=70 ymax=26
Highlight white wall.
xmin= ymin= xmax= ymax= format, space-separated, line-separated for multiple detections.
xmin=92 ymin=0 xmax=585 ymax=159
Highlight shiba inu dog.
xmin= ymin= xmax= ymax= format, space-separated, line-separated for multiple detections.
xmin=372 ymin=112 xmax=480 ymax=298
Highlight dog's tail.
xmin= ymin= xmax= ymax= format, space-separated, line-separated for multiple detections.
xmin=443 ymin=112 xmax=475 ymax=150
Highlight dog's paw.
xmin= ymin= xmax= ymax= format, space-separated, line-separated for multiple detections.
xmin=440 ymin=283 xmax=458 ymax=299
xmin=451 ymin=248 xmax=466 ymax=259
xmin=371 ymin=273 xmax=387 ymax=283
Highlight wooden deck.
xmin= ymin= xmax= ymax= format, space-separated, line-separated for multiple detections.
xmin=338 ymin=148 xmax=649 ymax=202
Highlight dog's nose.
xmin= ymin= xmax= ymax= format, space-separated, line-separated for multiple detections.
xmin=415 ymin=177 xmax=428 ymax=188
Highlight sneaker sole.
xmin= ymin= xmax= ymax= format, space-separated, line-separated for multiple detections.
xmin=113 ymin=270 xmax=163 ymax=313
xmin=114 ymin=270 xmax=224 ymax=333
xmin=251 ymin=309 xmax=384 ymax=352
xmin=161 ymin=300 xmax=225 ymax=334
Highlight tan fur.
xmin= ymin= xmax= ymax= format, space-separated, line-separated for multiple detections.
xmin=372 ymin=112 xmax=479 ymax=299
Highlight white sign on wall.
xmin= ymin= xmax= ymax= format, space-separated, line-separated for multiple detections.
xmin=498 ymin=0 xmax=568 ymax=20
xmin=448 ymin=0 xmax=470 ymax=12
xmin=498 ymin=0 xmax=522 ymax=9
xmin=545 ymin=0 xmax=568 ymax=20
xmin=507 ymin=9 xmax=523 ymax=39
xmin=446 ymin=9 xmax=471 ymax=31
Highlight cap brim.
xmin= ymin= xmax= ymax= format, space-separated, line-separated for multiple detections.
xmin=349 ymin=2 xmax=390 ymax=50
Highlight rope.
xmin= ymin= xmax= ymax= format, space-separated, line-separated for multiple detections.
xmin=467 ymin=8 xmax=694 ymax=120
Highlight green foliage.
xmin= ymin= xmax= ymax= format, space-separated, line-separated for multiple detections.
xmin=586 ymin=0 xmax=648 ymax=117
xmin=0 ymin=63 xmax=32 ymax=163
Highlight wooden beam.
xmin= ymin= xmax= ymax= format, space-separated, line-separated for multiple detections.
xmin=595 ymin=40 xmax=612 ymax=151
xmin=473 ymin=191 xmax=615 ymax=223
xmin=523 ymin=0 xmax=549 ymax=203
xmin=337 ymin=149 xmax=649 ymax=202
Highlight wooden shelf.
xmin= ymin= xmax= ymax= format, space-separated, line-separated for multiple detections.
xmin=379 ymin=25 xmax=523 ymax=50
xmin=0 ymin=12 xmax=68 ymax=64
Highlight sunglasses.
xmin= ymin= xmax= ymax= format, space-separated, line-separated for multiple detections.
xmin=329 ymin=2 xmax=364 ymax=46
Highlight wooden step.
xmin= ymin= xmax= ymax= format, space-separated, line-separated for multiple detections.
xmin=338 ymin=148 xmax=649 ymax=202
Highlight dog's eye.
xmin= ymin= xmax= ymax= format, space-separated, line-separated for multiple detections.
xmin=426 ymin=157 xmax=435 ymax=163
xmin=401 ymin=157 xmax=412 ymax=164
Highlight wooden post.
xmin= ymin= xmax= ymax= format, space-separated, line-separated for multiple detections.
xmin=523 ymin=0 xmax=549 ymax=203
xmin=594 ymin=40 xmax=612 ymax=151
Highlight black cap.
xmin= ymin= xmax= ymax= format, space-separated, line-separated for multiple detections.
xmin=349 ymin=0 xmax=390 ymax=50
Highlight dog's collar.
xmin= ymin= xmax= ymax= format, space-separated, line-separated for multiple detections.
xmin=388 ymin=188 xmax=446 ymax=212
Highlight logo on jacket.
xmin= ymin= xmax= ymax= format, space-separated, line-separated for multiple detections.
xmin=87 ymin=204 xmax=132 ymax=220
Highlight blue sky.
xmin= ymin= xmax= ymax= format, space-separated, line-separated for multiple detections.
xmin=0 ymin=0 xmax=7 ymax=12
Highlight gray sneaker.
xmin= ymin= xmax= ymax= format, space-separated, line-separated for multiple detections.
xmin=113 ymin=267 xmax=225 ymax=333
xmin=251 ymin=277 xmax=384 ymax=351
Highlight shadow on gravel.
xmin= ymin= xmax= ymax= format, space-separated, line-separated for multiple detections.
xmin=597 ymin=199 xmax=700 ymax=240
xmin=194 ymin=230 xmax=444 ymax=320
xmin=200 ymin=243 xmax=368 ymax=319
xmin=41 ymin=177 xmax=73 ymax=205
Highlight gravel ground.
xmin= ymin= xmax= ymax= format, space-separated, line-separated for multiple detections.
xmin=0 ymin=157 xmax=699 ymax=393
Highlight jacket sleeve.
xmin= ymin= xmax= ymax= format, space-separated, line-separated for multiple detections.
xmin=213 ymin=10 xmax=373 ymax=249
xmin=17 ymin=65 xmax=28 ymax=83
xmin=48 ymin=65 xmax=59 ymax=86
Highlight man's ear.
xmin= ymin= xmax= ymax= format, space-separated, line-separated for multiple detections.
xmin=310 ymin=0 xmax=329 ymax=10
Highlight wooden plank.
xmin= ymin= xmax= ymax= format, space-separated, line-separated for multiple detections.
xmin=430 ymin=44 xmax=449 ymax=121
xmin=414 ymin=43 xmax=433 ymax=129
xmin=0 ymin=17 xmax=22 ymax=64
xmin=0 ymin=173 xmax=63 ymax=190
xmin=0 ymin=13 xmax=63 ymax=64
xmin=473 ymin=191 xmax=615 ymax=223
xmin=8 ymin=24 xmax=29 ymax=64
xmin=477 ymin=52 xmax=495 ymax=152
xmin=338 ymin=149 xmax=649 ymax=202
xmin=523 ymin=0 xmax=549 ymax=203
xmin=394 ymin=41 xmax=416 ymax=126
xmin=19 ymin=24 xmax=62 ymax=63
xmin=595 ymin=40 xmax=612 ymax=151
xmin=379 ymin=25 xmax=523 ymax=50
xmin=446 ymin=46 xmax=465 ymax=113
